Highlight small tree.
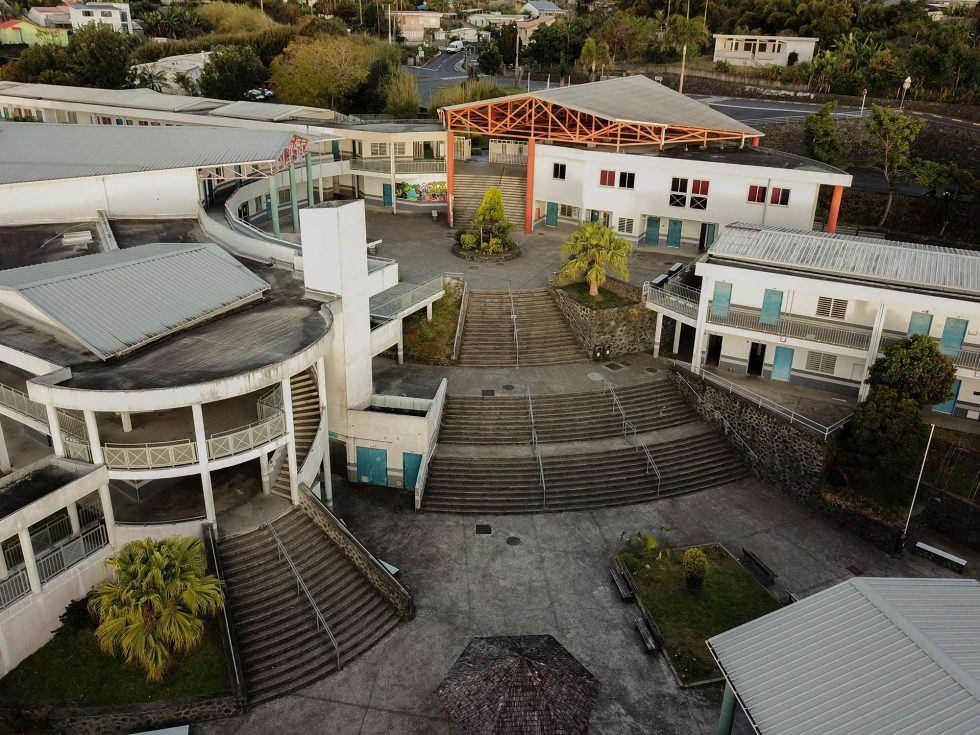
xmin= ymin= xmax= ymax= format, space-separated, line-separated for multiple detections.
xmin=803 ymin=102 xmax=847 ymax=165
xmin=867 ymin=333 xmax=956 ymax=407
xmin=88 ymin=537 xmax=224 ymax=682
xmin=578 ymin=37 xmax=611 ymax=82
xmin=683 ymin=547 xmax=708 ymax=593
xmin=558 ymin=221 xmax=632 ymax=299
xmin=477 ymin=42 xmax=503 ymax=76
xmin=865 ymin=105 xmax=925 ymax=226
xmin=471 ymin=186 xmax=510 ymax=245
xmin=199 ymin=45 xmax=267 ymax=101
xmin=383 ymin=68 xmax=421 ymax=118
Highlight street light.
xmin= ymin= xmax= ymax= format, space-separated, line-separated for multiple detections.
xmin=898 ymin=423 xmax=935 ymax=552
xmin=900 ymin=76 xmax=911 ymax=111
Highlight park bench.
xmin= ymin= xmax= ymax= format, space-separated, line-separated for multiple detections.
xmin=741 ymin=547 xmax=777 ymax=585
xmin=914 ymin=541 xmax=967 ymax=575
xmin=610 ymin=567 xmax=634 ymax=601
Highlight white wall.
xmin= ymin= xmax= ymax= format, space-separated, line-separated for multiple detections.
xmin=112 ymin=518 xmax=204 ymax=545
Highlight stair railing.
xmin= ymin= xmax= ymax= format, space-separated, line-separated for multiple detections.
xmin=203 ymin=523 xmax=247 ymax=704
xmin=602 ymin=378 xmax=662 ymax=496
xmin=526 ymin=387 xmax=547 ymax=508
xmin=509 ymin=281 xmax=520 ymax=367
xmin=267 ymin=521 xmax=341 ymax=672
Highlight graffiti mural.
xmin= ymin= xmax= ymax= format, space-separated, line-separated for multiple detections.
xmin=395 ymin=181 xmax=447 ymax=202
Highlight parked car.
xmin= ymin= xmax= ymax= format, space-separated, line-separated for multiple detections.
xmin=245 ymin=88 xmax=273 ymax=101
xmin=446 ymin=40 xmax=464 ymax=53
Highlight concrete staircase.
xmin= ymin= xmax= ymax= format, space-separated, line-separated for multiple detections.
xmin=452 ymin=166 xmax=526 ymax=229
xmin=270 ymin=369 xmax=320 ymax=499
xmin=217 ymin=509 xmax=401 ymax=704
xmin=457 ymin=289 xmax=585 ymax=367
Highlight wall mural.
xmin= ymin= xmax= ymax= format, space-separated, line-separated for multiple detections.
xmin=395 ymin=181 xmax=447 ymax=202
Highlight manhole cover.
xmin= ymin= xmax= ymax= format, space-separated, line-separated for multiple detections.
xmin=645 ymin=367 xmax=659 ymax=374
xmin=506 ymin=536 xmax=522 ymax=546
xmin=476 ymin=524 xmax=491 ymax=535
xmin=587 ymin=371 xmax=604 ymax=381
xmin=846 ymin=564 xmax=864 ymax=576
xmin=468 ymin=265 xmax=480 ymax=270
xmin=481 ymin=389 xmax=495 ymax=397
xmin=502 ymin=384 xmax=514 ymax=391
xmin=604 ymin=362 xmax=624 ymax=371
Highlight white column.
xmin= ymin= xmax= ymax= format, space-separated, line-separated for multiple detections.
xmin=389 ymin=146 xmax=397 ymax=214
xmin=0 ymin=421 xmax=10 ymax=473
xmin=397 ymin=337 xmax=404 ymax=365
xmin=98 ymin=483 xmax=116 ymax=547
xmin=318 ymin=177 xmax=324 ymax=203
xmin=191 ymin=404 xmax=217 ymax=525
xmin=673 ymin=323 xmax=683 ymax=354
xmin=860 ymin=301 xmax=887 ymax=401
xmin=281 ymin=377 xmax=299 ymax=506
xmin=120 ymin=412 xmax=133 ymax=433
xmin=83 ymin=410 xmax=104 ymax=465
xmin=691 ymin=292 xmax=712 ymax=374
xmin=17 ymin=528 xmax=41 ymax=593
xmin=653 ymin=312 xmax=664 ymax=359
xmin=316 ymin=357 xmax=333 ymax=509
xmin=0 ymin=541 xmax=7 ymax=578
xmin=259 ymin=452 xmax=271 ymax=495
xmin=45 ymin=405 xmax=64 ymax=457
xmin=66 ymin=502 xmax=80 ymax=535
xmin=427 ymin=302 xmax=434 ymax=321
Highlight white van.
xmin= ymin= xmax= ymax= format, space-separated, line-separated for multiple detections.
xmin=446 ymin=40 xmax=464 ymax=53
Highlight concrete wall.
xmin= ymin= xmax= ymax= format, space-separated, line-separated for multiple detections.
xmin=113 ymin=519 xmax=204 ymax=546
xmin=550 ymin=278 xmax=656 ymax=357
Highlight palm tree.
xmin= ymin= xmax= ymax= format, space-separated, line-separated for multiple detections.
xmin=665 ymin=14 xmax=710 ymax=94
xmin=558 ymin=221 xmax=632 ymax=299
xmin=132 ymin=67 xmax=169 ymax=93
xmin=578 ymin=37 xmax=611 ymax=82
xmin=88 ymin=536 xmax=224 ymax=682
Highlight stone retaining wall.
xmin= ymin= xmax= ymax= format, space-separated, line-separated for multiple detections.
xmin=923 ymin=487 xmax=980 ymax=552
xmin=548 ymin=278 xmax=657 ymax=358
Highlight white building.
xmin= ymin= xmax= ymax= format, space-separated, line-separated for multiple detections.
xmin=647 ymin=223 xmax=980 ymax=417
xmin=466 ymin=12 xmax=522 ymax=28
xmin=131 ymin=52 xmax=211 ymax=94
xmin=713 ymin=34 xmax=818 ymax=67
xmin=520 ymin=1 xmax=567 ymax=18
xmin=517 ymin=15 xmax=555 ymax=46
xmin=390 ymin=10 xmax=443 ymax=43
xmin=26 ymin=5 xmax=72 ymax=28
xmin=69 ymin=2 xmax=133 ymax=33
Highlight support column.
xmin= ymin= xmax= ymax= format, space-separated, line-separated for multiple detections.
xmin=66 ymin=502 xmax=80 ymax=535
xmin=673 ymin=322 xmax=682 ymax=354
xmin=315 ymin=356 xmax=333 ymax=509
xmin=45 ymin=405 xmax=64 ymax=457
xmin=98 ymin=483 xmax=116 ymax=547
xmin=446 ymin=130 xmax=454 ymax=228
xmin=17 ymin=528 xmax=41 ymax=593
xmin=826 ymin=184 xmax=844 ymax=234
xmin=397 ymin=337 xmax=404 ymax=365
xmin=120 ymin=412 xmax=132 ymax=433
xmin=191 ymin=404 xmax=217 ymax=526
xmin=305 ymin=152 xmax=314 ymax=209
xmin=0 ymin=421 xmax=10 ymax=473
xmin=653 ymin=312 xmax=664 ymax=358
xmin=259 ymin=452 xmax=272 ymax=495
xmin=83 ymin=410 xmax=104 ymax=466
xmin=525 ymin=136 xmax=535 ymax=235
xmin=427 ymin=302 xmax=434 ymax=321
xmin=751 ymin=136 xmax=760 ymax=146
xmin=389 ymin=145 xmax=397 ymax=214
xmin=714 ymin=681 xmax=737 ymax=735
xmin=268 ymin=175 xmax=281 ymax=239
xmin=288 ymin=162 xmax=299 ymax=233
xmin=860 ymin=301 xmax=887 ymax=400
xmin=281 ymin=377 xmax=299 ymax=506
xmin=0 ymin=542 xmax=7 ymax=578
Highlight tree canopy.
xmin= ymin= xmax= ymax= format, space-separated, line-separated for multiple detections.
xmin=867 ymin=333 xmax=956 ymax=408
xmin=199 ymin=45 xmax=267 ymax=100
xmin=270 ymin=35 xmax=369 ymax=110
xmin=558 ymin=222 xmax=632 ymax=298
xmin=865 ymin=106 xmax=925 ymax=225
xmin=803 ymin=102 xmax=847 ymax=165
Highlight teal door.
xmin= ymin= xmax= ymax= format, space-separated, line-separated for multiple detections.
xmin=644 ymin=216 xmax=660 ymax=246
xmin=382 ymin=184 xmax=393 ymax=207
xmin=710 ymin=282 xmax=732 ymax=318
xmin=933 ymin=379 xmax=961 ymax=414
xmin=760 ymin=289 xmax=784 ymax=326
xmin=356 ymin=446 xmax=388 ymax=486
xmin=402 ymin=452 xmax=423 ymax=489
xmin=940 ymin=317 xmax=968 ymax=356
xmin=771 ymin=346 xmax=794 ymax=382
xmin=907 ymin=312 xmax=933 ymax=336
xmin=545 ymin=202 xmax=558 ymax=227
xmin=331 ymin=140 xmax=341 ymax=158
xmin=704 ymin=223 xmax=717 ymax=248
xmin=590 ymin=209 xmax=600 ymax=222
xmin=666 ymin=219 xmax=682 ymax=248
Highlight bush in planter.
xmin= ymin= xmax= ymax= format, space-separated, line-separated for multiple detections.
xmin=456 ymin=186 xmax=517 ymax=255
xmin=460 ymin=232 xmax=478 ymax=251
xmin=683 ymin=547 xmax=709 ymax=593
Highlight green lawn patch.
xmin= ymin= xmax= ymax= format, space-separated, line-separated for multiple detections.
xmin=402 ymin=288 xmax=462 ymax=362
xmin=623 ymin=544 xmax=779 ymax=684
xmin=560 ymin=282 xmax=636 ymax=309
xmin=0 ymin=599 xmax=230 ymax=707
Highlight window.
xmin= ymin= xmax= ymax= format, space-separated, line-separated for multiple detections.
xmin=617 ymin=217 xmax=634 ymax=234
xmin=369 ymin=142 xmax=387 ymax=156
xmin=618 ymin=172 xmax=635 ymax=189
xmin=747 ymin=184 xmax=767 ymax=203
xmin=138 ymin=120 xmax=148 ymax=126
xmin=690 ymin=179 xmax=709 ymax=209
xmin=558 ymin=204 xmax=579 ymax=219
xmin=770 ymin=187 xmax=791 ymax=206
xmin=100 ymin=10 xmax=112 ymax=16
xmin=392 ymin=142 xmax=406 ymax=156
xmin=669 ymin=177 xmax=688 ymax=207
xmin=816 ymin=297 xmax=847 ymax=319
xmin=553 ymin=163 xmax=566 ymax=180
xmin=599 ymin=169 xmax=615 ymax=187
xmin=82 ymin=10 xmax=93 ymax=16
xmin=806 ymin=351 xmax=837 ymax=375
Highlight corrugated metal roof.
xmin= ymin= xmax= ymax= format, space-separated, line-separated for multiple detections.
xmin=0 ymin=82 xmax=221 ymax=112
xmin=0 ymin=122 xmax=295 ymax=184
xmin=708 ymin=578 xmax=980 ymax=735
xmin=0 ymin=242 xmax=269 ymax=360
xmin=708 ymin=223 xmax=980 ymax=297
xmin=209 ymin=100 xmax=337 ymax=123
xmin=441 ymin=76 xmax=760 ymax=135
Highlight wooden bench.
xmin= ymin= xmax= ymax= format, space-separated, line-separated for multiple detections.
xmin=741 ymin=547 xmax=777 ymax=585
xmin=914 ymin=541 xmax=967 ymax=575
xmin=610 ymin=568 xmax=634 ymax=601
xmin=633 ymin=614 xmax=659 ymax=653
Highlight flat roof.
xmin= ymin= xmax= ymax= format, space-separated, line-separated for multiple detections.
xmin=708 ymin=578 xmax=980 ymax=735
xmin=714 ymin=33 xmax=819 ymax=41
xmin=657 ymin=146 xmax=849 ymax=177
xmin=707 ymin=223 xmax=980 ymax=298
xmin=208 ymin=100 xmax=337 ymax=123
xmin=0 ymin=223 xmax=101 ymax=271
xmin=0 ymin=461 xmax=85 ymax=520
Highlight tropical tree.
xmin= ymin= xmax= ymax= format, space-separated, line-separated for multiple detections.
xmin=70 ymin=24 xmax=139 ymax=89
xmin=477 ymin=41 xmax=503 ymax=76
xmin=270 ymin=35 xmax=369 ymax=110
xmin=558 ymin=221 xmax=632 ymax=299
xmin=198 ymin=44 xmax=267 ymax=100
xmin=132 ymin=66 xmax=169 ymax=93
xmin=867 ymin=333 xmax=955 ymax=407
xmin=865 ymin=105 xmax=924 ymax=226
xmin=383 ymin=67 xmax=421 ymax=118
xmin=470 ymin=186 xmax=512 ymax=246
xmin=578 ymin=37 xmax=612 ymax=81
xmin=88 ymin=537 xmax=224 ymax=682
xmin=664 ymin=14 xmax=710 ymax=93
xmin=803 ymin=102 xmax=847 ymax=165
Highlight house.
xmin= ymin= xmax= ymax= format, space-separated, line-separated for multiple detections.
xmin=130 ymin=52 xmax=210 ymax=94
xmin=69 ymin=1 xmax=134 ymax=33
xmin=713 ymin=34 xmax=818 ymax=67
xmin=390 ymin=10 xmax=443 ymax=43
xmin=520 ymin=1 xmax=566 ymax=18
xmin=517 ymin=15 xmax=555 ymax=46
xmin=0 ymin=18 xmax=70 ymax=46
xmin=466 ymin=11 xmax=522 ymax=28
xmin=26 ymin=5 xmax=72 ymax=29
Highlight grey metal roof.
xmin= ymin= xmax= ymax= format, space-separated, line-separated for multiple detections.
xmin=0 ymin=82 xmax=222 ymax=112
xmin=0 ymin=242 xmax=269 ymax=360
xmin=0 ymin=122 xmax=295 ymax=184
xmin=707 ymin=578 xmax=980 ymax=735
xmin=442 ymin=76 xmax=760 ymax=135
xmin=708 ymin=223 xmax=980 ymax=297
xmin=209 ymin=101 xmax=337 ymax=123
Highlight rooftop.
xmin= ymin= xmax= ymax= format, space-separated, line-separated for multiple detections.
xmin=657 ymin=145 xmax=849 ymax=178
xmin=0 ymin=459 xmax=88 ymax=520
xmin=526 ymin=1 xmax=563 ymax=9
xmin=708 ymin=577 xmax=980 ymax=735
xmin=714 ymin=33 xmax=819 ymax=41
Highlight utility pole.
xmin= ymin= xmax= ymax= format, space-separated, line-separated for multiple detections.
xmin=514 ymin=35 xmax=520 ymax=81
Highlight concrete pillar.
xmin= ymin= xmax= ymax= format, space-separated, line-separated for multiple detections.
xmin=389 ymin=145 xmax=397 ymax=214
xmin=120 ymin=412 xmax=132 ymax=433
xmin=66 ymin=502 xmax=80 ymax=535
xmin=305 ymin=152 xmax=314 ymax=208
xmin=826 ymin=184 xmax=844 ymax=234
xmin=427 ymin=302 xmax=434 ymax=321
xmin=45 ymin=405 xmax=64 ymax=457
xmin=259 ymin=452 xmax=271 ymax=495
xmin=653 ymin=312 xmax=664 ymax=358
xmin=446 ymin=130 xmax=454 ymax=228
xmin=83 ymin=410 xmax=104 ymax=466
xmin=524 ymin=136 xmax=535 ymax=235
xmin=319 ymin=177 xmax=325 ymax=204
xmin=192 ymin=404 xmax=217 ymax=526
xmin=268 ymin=175 xmax=281 ymax=239
xmin=860 ymin=301 xmax=887 ymax=400
xmin=281 ymin=377 xmax=299 ymax=506
xmin=751 ymin=137 xmax=759 ymax=146
xmin=315 ymin=356 xmax=333 ymax=509
xmin=673 ymin=322 xmax=682 ymax=354
xmin=288 ymin=162 xmax=299 ymax=233
xmin=714 ymin=681 xmax=737 ymax=735
xmin=397 ymin=337 xmax=404 ymax=365
xmin=0 ymin=542 xmax=8 ymax=578
xmin=98 ymin=483 xmax=116 ymax=547
xmin=0 ymin=421 xmax=11 ymax=473
xmin=17 ymin=528 xmax=41 ymax=593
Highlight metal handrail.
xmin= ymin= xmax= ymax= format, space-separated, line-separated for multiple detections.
xmin=510 ymin=281 xmax=519 ymax=367
xmin=672 ymin=370 xmax=760 ymax=461
xmin=203 ymin=523 xmax=245 ymax=699
xmin=879 ymin=331 xmax=980 ymax=373
xmin=35 ymin=523 xmax=108 ymax=584
xmin=267 ymin=521 xmax=341 ymax=671
xmin=451 ymin=278 xmax=470 ymax=363
xmin=0 ymin=568 xmax=30 ymax=612
xmin=207 ymin=412 xmax=286 ymax=461
xmin=527 ymin=387 xmax=547 ymax=508
xmin=602 ymin=379 xmax=661 ymax=495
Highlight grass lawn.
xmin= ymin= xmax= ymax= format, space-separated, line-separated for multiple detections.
xmin=0 ymin=600 xmax=230 ymax=707
xmin=402 ymin=288 xmax=462 ymax=362
xmin=624 ymin=544 xmax=779 ymax=684
xmin=560 ymin=282 xmax=636 ymax=309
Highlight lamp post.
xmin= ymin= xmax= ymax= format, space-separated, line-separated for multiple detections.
xmin=898 ymin=423 xmax=935 ymax=552
xmin=899 ymin=76 xmax=911 ymax=111
xmin=860 ymin=88 xmax=867 ymax=116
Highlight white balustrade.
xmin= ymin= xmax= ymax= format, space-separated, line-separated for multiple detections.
xmin=102 ymin=440 xmax=198 ymax=470
xmin=35 ymin=524 xmax=108 ymax=584
xmin=207 ymin=413 xmax=287 ymax=461
xmin=0 ymin=568 xmax=30 ymax=611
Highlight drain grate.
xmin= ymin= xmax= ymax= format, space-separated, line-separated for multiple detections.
xmin=481 ymin=389 xmax=495 ymax=397
xmin=476 ymin=524 xmax=491 ymax=535
xmin=604 ymin=362 xmax=625 ymax=371
xmin=846 ymin=564 xmax=864 ymax=576
xmin=506 ymin=536 xmax=522 ymax=546
xmin=645 ymin=367 xmax=659 ymax=374
xmin=502 ymin=384 xmax=514 ymax=391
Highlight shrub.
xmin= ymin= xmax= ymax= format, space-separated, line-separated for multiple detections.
xmin=683 ymin=547 xmax=709 ymax=593
xmin=803 ymin=102 xmax=847 ymax=165
xmin=867 ymin=333 xmax=956 ymax=407
xmin=197 ymin=2 xmax=281 ymax=33
xmin=460 ymin=232 xmax=477 ymax=250
xmin=713 ymin=59 xmax=734 ymax=74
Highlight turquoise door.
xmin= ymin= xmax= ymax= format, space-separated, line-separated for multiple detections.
xmin=645 ymin=216 xmax=660 ymax=246
xmin=382 ymin=184 xmax=393 ymax=207
xmin=933 ymin=379 xmax=961 ymax=414
xmin=403 ymin=452 xmax=423 ymax=490
xmin=356 ymin=446 xmax=388 ymax=486
xmin=771 ymin=346 xmax=794 ymax=382
xmin=590 ymin=209 xmax=600 ymax=222
xmin=710 ymin=282 xmax=732 ymax=318
xmin=760 ymin=289 xmax=784 ymax=326
xmin=331 ymin=140 xmax=341 ymax=158
xmin=666 ymin=219 xmax=682 ymax=248
xmin=704 ymin=223 xmax=717 ymax=248
xmin=907 ymin=312 xmax=933 ymax=336
xmin=545 ymin=202 xmax=558 ymax=227
xmin=940 ymin=317 xmax=968 ymax=356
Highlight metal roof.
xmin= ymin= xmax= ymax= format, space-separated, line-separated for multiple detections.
xmin=0 ymin=122 xmax=296 ymax=184
xmin=527 ymin=1 xmax=564 ymax=10
xmin=0 ymin=242 xmax=269 ymax=360
xmin=0 ymin=82 xmax=221 ymax=112
xmin=708 ymin=223 xmax=980 ymax=297
xmin=707 ymin=578 xmax=980 ymax=735
xmin=209 ymin=100 xmax=336 ymax=123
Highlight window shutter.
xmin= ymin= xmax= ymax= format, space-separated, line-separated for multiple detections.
xmin=816 ymin=297 xmax=847 ymax=319
xmin=805 ymin=351 xmax=837 ymax=374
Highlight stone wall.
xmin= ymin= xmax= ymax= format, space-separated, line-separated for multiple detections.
xmin=924 ymin=487 xmax=980 ymax=552
xmin=549 ymin=278 xmax=657 ymax=358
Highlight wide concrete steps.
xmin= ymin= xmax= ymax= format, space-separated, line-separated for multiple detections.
xmin=218 ymin=509 xmax=400 ymax=704
xmin=452 ymin=172 xmax=526 ymax=227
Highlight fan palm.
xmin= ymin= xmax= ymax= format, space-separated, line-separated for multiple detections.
xmin=578 ymin=37 xmax=611 ymax=82
xmin=558 ymin=222 xmax=632 ymax=299
xmin=665 ymin=14 xmax=710 ymax=94
xmin=88 ymin=536 xmax=224 ymax=682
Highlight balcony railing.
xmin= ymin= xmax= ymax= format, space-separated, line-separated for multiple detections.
xmin=103 ymin=440 xmax=198 ymax=470
xmin=207 ymin=412 xmax=287 ymax=461
xmin=0 ymin=383 xmax=47 ymax=424
xmin=707 ymin=303 xmax=872 ymax=351
xmin=2 ymin=512 xmax=74 ymax=570
xmin=257 ymin=384 xmax=284 ymax=419
xmin=0 ymin=568 xmax=30 ymax=612
xmin=349 ymin=157 xmax=447 ymax=174
xmin=647 ymin=282 xmax=701 ymax=320
xmin=36 ymin=524 xmax=108 ymax=584
xmin=370 ymin=276 xmax=444 ymax=320
xmin=879 ymin=332 xmax=980 ymax=372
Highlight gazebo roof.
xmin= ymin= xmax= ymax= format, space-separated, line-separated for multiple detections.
xmin=436 ymin=635 xmax=601 ymax=735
